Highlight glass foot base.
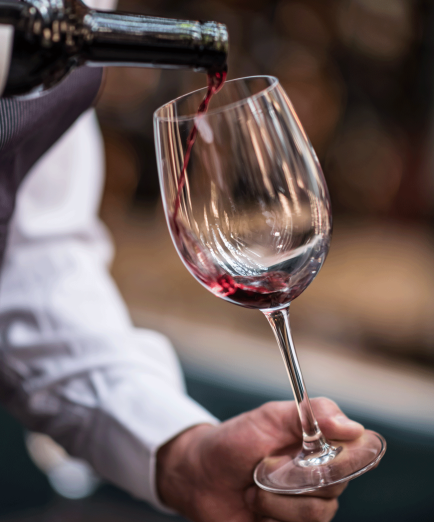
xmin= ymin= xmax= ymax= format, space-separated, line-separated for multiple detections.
xmin=254 ymin=430 xmax=386 ymax=494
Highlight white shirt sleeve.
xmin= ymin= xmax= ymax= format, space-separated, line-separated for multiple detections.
xmin=0 ymin=109 xmax=218 ymax=512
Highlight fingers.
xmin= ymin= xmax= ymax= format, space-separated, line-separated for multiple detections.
xmin=246 ymin=487 xmax=339 ymax=522
xmin=305 ymin=482 xmax=348 ymax=499
xmin=240 ymin=398 xmax=364 ymax=474
xmin=250 ymin=400 xmax=302 ymax=446
xmin=311 ymin=397 xmax=364 ymax=441
xmin=250 ymin=398 xmax=364 ymax=451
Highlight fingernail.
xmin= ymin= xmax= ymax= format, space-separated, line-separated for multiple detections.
xmin=244 ymin=487 xmax=256 ymax=508
xmin=335 ymin=415 xmax=363 ymax=429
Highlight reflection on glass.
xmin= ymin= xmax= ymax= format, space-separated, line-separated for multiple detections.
xmin=154 ymin=76 xmax=386 ymax=494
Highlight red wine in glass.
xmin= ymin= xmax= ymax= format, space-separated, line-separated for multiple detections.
xmin=170 ymin=69 xmax=327 ymax=310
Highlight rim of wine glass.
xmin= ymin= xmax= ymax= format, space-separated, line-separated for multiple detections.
xmin=153 ymin=75 xmax=279 ymax=123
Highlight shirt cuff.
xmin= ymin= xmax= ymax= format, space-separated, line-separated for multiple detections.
xmin=82 ymin=375 xmax=219 ymax=515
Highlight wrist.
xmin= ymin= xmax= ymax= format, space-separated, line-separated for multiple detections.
xmin=156 ymin=423 xmax=215 ymax=514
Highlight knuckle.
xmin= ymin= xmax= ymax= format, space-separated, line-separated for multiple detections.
xmin=338 ymin=482 xmax=348 ymax=495
xmin=304 ymin=499 xmax=335 ymax=522
xmin=312 ymin=397 xmax=338 ymax=411
xmin=254 ymin=489 xmax=271 ymax=513
xmin=259 ymin=401 xmax=284 ymax=415
xmin=322 ymin=482 xmax=347 ymax=498
xmin=328 ymin=499 xmax=339 ymax=521
xmin=256 ymin=401 xmax=287 ymax=425
xmin=302 ymin=501 xmax=318 ymax=522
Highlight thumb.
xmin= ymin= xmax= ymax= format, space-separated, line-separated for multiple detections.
xmin=244 ymin=400 xmax=302 ymax=451
xmin=246 ymin=398 xmax=364 ymax=453
xmin=311 ymin=397 xmax=364 ymax=441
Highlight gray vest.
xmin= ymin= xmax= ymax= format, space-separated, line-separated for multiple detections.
xmin=0 ymin=66 xmax=103 ymax=265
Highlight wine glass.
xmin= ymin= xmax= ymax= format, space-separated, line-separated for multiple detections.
xmin=154 ymin=76 xmax=386 ymax=494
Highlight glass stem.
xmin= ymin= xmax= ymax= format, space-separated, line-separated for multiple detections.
xmin=263 ymin=305 xmax=329 ymax=455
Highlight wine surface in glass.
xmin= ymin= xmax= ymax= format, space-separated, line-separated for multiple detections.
xmin=172 ymin=219 xmax=328 ymax=309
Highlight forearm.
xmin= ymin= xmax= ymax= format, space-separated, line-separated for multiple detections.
xmin=0 ymin=234 xmax=218 ymax=509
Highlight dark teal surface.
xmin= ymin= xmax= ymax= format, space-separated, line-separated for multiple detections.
xmin=0 ymin=411 xmax=53 ymax=516
xmin=0 ymin=371 xmax=433 ymax=521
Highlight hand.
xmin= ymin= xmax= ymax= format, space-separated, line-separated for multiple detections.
xmin=157 ymin=398 xmax=364 ymax=522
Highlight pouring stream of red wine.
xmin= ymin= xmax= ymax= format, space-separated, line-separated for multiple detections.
xmin=172 ymin=70 xmax=227 ymax=226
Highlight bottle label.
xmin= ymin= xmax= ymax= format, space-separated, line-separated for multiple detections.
xmin=0 ymin=24 xmax=14 ymax=97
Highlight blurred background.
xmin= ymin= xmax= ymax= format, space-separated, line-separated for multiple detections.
xmin=1 ymin=0 xmax=434 ymax=520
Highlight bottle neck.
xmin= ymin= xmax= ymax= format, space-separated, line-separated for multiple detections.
xmin=0 ymin=0 xmax=228 ymax=97
xmin=81 ymin=11 xmax=228 ymax=73
xmin=1 ymin=0 xmax=229 ymax=73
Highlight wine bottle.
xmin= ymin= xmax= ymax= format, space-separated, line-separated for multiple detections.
xmin=0 ymin=0 xmax=228 ymax=98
